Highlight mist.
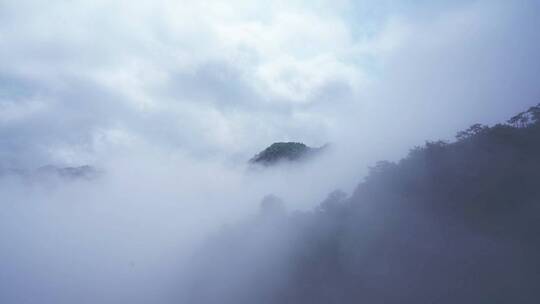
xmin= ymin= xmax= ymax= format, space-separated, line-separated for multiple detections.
xmin=1 ymin=0 xmax=540 ymax=303
xmin=0 ymin=144 xmax=358 ymax=303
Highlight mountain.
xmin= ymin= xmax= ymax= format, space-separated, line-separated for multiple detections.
xmin=250 ymin=142 xmax=328 ymax=166
xmin=185 ymin=104 xmax=540 ymax=304
xmin=36 ymin=165 xmax=99 ymax=180
xmin=0 ymin=165 xmax=99 ymax=180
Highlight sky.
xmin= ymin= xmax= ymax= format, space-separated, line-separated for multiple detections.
xmin=1 ymin=0 xmax=539 ymax=169
xmin=1 ymin=1 xmax=540 ymax=303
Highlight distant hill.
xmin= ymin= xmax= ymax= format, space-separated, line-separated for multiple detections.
xmin=36 ymin=165 xmax=99 ymax=180
xmin=0 ymin=164 xmax=99 ymax=180
xmin=250 ymin=142 xmax=328 ymax=166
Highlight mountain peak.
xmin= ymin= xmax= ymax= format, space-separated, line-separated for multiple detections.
xmin=250 ymin=142 xmax=328 ymax=166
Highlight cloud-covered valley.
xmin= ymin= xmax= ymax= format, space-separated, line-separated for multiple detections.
xmin=1 ymin=0 xmax=540 ymax=303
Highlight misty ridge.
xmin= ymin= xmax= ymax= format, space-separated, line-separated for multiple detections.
xmin=184 ymin=104 xmax=540 ymax=304
xmin=249 ymin=142 xmax=330 ymax=166
xmin=0 ymin=165 xmax=99 ymax=181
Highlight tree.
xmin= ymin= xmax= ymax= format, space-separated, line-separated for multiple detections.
xmin=259 ymin=194 xmax=286 ymax=217
xmin=507 ymin=103 xmax=540 ymax=128
xmin=456 ymin=123 xmax=488 ymax=141
xmin=318 ymin=190 xmax=347 ymax=213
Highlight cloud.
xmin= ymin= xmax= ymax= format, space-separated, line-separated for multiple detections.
xmin=331 ymin=0 xmax=540 ymax=162
xmin=0 ymin=0 xmax=538 ymax=181
xmin=0 ymin=0 xmax=372 ymax=167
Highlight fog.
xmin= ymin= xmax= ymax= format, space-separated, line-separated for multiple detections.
xmin=1 ymin=0 xmax=540 ymax=303
xmin=0 ymin=146 xmax=358 ymax=303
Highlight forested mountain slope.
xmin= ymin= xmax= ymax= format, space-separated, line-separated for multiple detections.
xmin=185 ymin=104 xmax=540 ymax=304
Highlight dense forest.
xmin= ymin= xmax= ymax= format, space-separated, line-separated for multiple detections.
xmin=184 ymin=104 xmax=540 ymax=303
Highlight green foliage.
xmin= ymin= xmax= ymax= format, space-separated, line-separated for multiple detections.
xmin=250 ymin=142 xmax=325 ymax=165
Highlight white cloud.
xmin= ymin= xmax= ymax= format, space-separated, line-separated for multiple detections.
xmin=0 ymin=0 xmax=538 ymax=167
xmin=0 ymin=0 xmax=372 ymax=166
